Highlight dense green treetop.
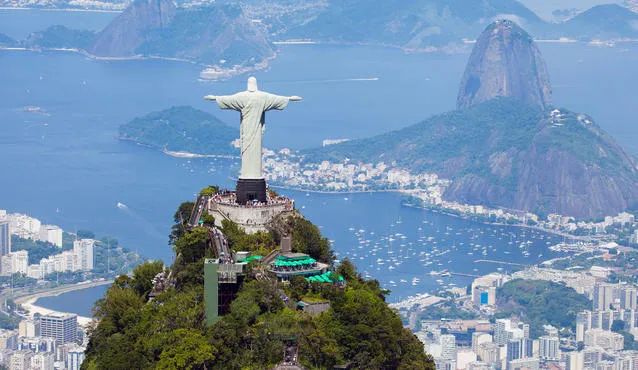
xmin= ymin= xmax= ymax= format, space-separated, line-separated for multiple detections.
xmin=496 ymin=279 xmax=591 ymax=338
xmin=84 ymin=197 xmax=433 ymax=369
xmin=24 ymin=25 xmax=96 ymax=49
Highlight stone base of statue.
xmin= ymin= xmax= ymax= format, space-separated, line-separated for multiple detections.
xmin=236 ymin=178 xmax=267 ymax=204
xmin=206 ymin=190 xmax=294 ymax=234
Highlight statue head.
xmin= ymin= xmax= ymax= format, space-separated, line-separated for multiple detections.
xmin=247 ymin=76 xmax=258 ymax=92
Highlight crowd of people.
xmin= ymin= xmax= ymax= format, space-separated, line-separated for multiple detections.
xmin=211 ymin=190 xmax=294 ymax=210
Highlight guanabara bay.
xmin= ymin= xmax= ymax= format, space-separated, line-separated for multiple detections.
xmin=3 ymin=1 xmax=638 ymax=370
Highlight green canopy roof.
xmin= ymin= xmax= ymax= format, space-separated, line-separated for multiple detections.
xmin=240 ymin=255 xmax=262 ymax=263
xmin=273 ymin=255 xmax=316 ymax=268
xmin=304 ymin=271 xmax=345 ymax=284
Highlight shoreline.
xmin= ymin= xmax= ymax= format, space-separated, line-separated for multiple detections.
xmin=0 ymin=46 xmax=270 ymax=79
xmin=98 ymin=137 xmax=603 ymax=243
xmin=274 ymin=184 xmax=599 ymax=241
xmin=13 ymin=280 xmax=113 ymax=327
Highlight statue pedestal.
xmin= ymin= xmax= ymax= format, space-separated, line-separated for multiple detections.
xmin=236 ymin=178 xmax=267 ymax=204
xmin=207 ymin=191 xmax=294 ymax=234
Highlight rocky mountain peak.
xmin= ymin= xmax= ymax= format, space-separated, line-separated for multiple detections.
xmin=90 ymin=0 xmax=177 ymax=57
xmin=457 ymin=19 xmax=552 ymax=110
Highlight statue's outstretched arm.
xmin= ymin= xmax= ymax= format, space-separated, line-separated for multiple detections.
xmin=289 ymin=96 xmax=303 ymax=102
xmin=206 ymin=93 xmax=244 ymax=110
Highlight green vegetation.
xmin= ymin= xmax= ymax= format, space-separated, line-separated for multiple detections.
xmin=304 ymin=98 xmax=543 ymax=191
xmin=119 ymin=106 xmax=237 ymax=156
xmin=419 ymin=300 xmax=478 ymax=321
xmin=496 ymin=279 xmax=591 ymax=338
xmin=84 ymin=198 xmax=433 ymax=369
xmin=221 ymin=219 xmax=276 ymax=257
xmin=306 ymin=97 xmax=635 ymax=188
xmin=0 ymin=311 xmax=20 ymax=330
xmin=199 ymin=185 xmax=219 ymax=197
xmin=611 ymin=319 xmax=638 ymax=350
xmin=25 ymin=25 xmax=96 ymax=49
xmin=303 ymin=97 xmax=638 ymax=218
xmin=11 ymin=235 xmax=68 ymax=264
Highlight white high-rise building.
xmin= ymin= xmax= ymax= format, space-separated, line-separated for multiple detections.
xmin=619 ymin=286 xmax=638 ymax=310
xmin=495 ymin=319 xmax=525 ymax=346
xmin=54 ymin=251 xmax=76 ymax=272
xmin=39 ymin=258 xmax=56 ymax=277
xmin=584 ymin=329 xmax=624 ymax=351
xmin=9 ymin=350 xmax=34 ymax=370
xmin=8 ymin=214 xmax=41 ymax=240
xmin=593 ymin=283 xmax=615 ymax=310
xmin=38 ymin=225 xmax=63 ymax=247
xmin=539 ymin=335 xmax=560 ymax=361
xmin=0 ymin=329 xmax=18 ymax=350
xmin=66 ymin=345 xmax=85 ymax=370
xmin=477 ymin=342 xmax=500 ymax=367
xmin=30 ymin=352 xmax=55 ymax=370
xmin=40 ymin=313 xmax=78 ymax=344
xmin=18 ymin=319 xmax=39 ymax=338
xmin=9 ymin=250 xmax=29 ymax=275
xmin=73 ymin=239 xmax=94 ymax=271
xmin=26 ymin=264 xmax=43 ymax=280
xmin=0 ymin=255 xmax=11 ymax=276
xmin=440 ymin=334 xmax=457 ymax=361
xmin=566 ymin=351 xmax=584 ymax=370
xmin=472 ymin=332 xmax=492 ymax=354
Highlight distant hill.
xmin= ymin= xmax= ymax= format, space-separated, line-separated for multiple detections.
xmin=303 ymin=21 xmax=638 ymax=219
xmin=90 ymin=1 xmax=274 ymax=66
xmin=90 ymin=0 xmax=176 ymax=57
xmin=305 ymin=98 xmax=638 ymax=218
xmin=560 ymin=4 xmax=638 ymax=40
xmin=136 ymin=5 xmax=274 ymax=65
xmin=457 ymin=20 xmax=551 ymax=110
xmin=0 ymin=33 xmax=16 ymax=47
xmin=24 ymin=25 xmax=96 ymax=50
xmin=282 ymin=0 xmax=543 ymax=49
xmin=119 ymin=106 xmax=238 ymax=156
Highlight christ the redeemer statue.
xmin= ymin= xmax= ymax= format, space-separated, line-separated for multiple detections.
xmin=204 ymin=76 xmax=302 ymax=204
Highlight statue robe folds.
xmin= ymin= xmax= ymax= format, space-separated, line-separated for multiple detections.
xmin=216 ymin=91 xmax=289 ymax=179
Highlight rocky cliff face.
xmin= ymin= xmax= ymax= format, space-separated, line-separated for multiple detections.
xmin=457 ymin=20 xmax=551 ymax=110
xmin=89 ymin=1 xmax=273 ymax=65
xmin=90 ymin=0 xmax=176 ymax=57
xmin=136 ymin=5 xmax=274 ymax=65
xmin=441 ymin=105 xmax=638 ymax=219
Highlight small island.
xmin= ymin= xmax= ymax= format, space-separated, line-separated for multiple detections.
xmin=118 ymin=106 xmax=238 ymax=157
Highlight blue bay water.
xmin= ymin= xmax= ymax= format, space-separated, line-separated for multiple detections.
xmin=34 ymin=284 xmax=109 ymax=317
xmin=1 ymin=9 xmax=637 ymax=312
